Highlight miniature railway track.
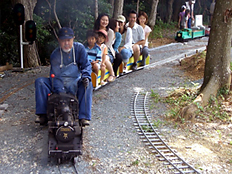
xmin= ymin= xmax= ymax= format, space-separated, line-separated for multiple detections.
xmin=57 ymin=163 xmax=78 ymax=174
xmin=131 ymin=91 xmax=200 ymax=174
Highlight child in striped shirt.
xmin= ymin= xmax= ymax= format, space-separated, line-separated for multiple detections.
xmin=85 ymin=30 xmax=106 ymax=85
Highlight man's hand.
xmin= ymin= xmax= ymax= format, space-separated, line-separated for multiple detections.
xmin=82 ymin=78 xmax=89 ymax=88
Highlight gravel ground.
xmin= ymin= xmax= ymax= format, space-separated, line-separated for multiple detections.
xmin=1 ymin=37 xmax=230 ymax=174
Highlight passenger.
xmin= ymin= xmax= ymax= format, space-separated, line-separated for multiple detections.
xmin=126 ymin=10 xmax=145 ymax=70
xmin=94 ymin=14 xmax=116 ymax=82
xmin=35 ymin=27 xmax=92 ymax=126
xmin=185 ymin=9 xmax=190 ymax=29
xmin=117 ymin=15 xmax=133 ymax=71
xmin=186 ymin=0 xmax=195 ymax=28
xmin=96 ymin=29 xmax=115 ymax=83
xmin=109 ymin=18 xmax=123 ymax=76
xmin=137 ymin=11 xmax=152 ymax=66
xmin=85 ymin=30 xmax=106 ymax=85
xmin=178 ymin=5 xmax=186 ymax=29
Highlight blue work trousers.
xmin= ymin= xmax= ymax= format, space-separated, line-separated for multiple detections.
xmin=35 ymin=77 xmax=92 ymax=120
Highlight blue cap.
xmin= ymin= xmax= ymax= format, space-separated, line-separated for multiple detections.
xmin=58 ymin=27 xmax=74 ymax=40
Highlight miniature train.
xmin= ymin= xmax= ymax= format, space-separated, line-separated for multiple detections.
xmin=47 ymin=91 xmax=83 ymax=164
xmin=175 ymin=27 xmax=210 ymax=42
xmin=91 ymin=54 xmax=150 ymax=89
xmin=175 ymin=14 xmax=210 ymax=42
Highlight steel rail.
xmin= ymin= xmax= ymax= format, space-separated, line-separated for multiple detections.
xmin=131 ymin=91 xmax=200 ymax=174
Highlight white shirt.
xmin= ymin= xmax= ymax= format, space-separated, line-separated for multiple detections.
xmin=126 ymin=22 xmax=145 ymax=44
xmin=143 ymin=25 xmax=152 ymax=47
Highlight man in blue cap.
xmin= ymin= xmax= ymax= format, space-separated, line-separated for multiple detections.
xmin=35 ymin=27 xmax=92 ymax=126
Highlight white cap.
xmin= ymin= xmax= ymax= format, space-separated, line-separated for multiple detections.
xmin=117 ymin=15 xmax=126 ymax=23
xmin=182 ymin=5 xmax=186 ymax=9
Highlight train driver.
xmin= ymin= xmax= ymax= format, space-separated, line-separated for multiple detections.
xmin=35 ymin=27 xmax=92 ymax=126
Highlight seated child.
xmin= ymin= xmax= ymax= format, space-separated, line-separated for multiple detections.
xmin=85 ymin=30 xmax=106 ymax=85
xmin=96 ymin=29 xmax=116 ymax=83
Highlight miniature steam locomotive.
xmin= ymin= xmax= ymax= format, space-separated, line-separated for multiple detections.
xmin=47 ymin=92 xmax=83 ymax=164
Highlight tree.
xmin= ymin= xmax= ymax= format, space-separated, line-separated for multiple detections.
xmin=11 ymin=0 xmax=39 ymax=68
xmin=148 ymin=0 xmax=159 ymax=28
xmin=167 ymin=0 xmax=174 ymax=23
xmin=181 ymin=0 xmax=232 ymax=120
xmin=109 ymin=0 xmax=114 ymax=16
xmin=95 ymin=0 xmax=98 ymax=20
xmin=112 ymin=0 xmax=124 ymax=19
xmin=136 ymin=0 xmax=140 ymax=14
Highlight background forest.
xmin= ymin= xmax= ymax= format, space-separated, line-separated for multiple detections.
xmin=0 ymin=0 xmax=213 ymax=66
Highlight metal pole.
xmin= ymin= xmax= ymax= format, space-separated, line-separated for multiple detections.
xmin=20 ymin=25 xmax=23 ymax=69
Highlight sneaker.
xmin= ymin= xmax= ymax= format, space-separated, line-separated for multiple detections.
xmin=35 ymin=114 xmax=48 ymax=125
xmin=80 ymin=119 xmax=90 ymax=126
xmin=131 ymin=63 xmax=137 ymax=71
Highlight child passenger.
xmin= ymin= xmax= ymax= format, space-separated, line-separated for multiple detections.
xmin=85 ymin=30 xmax=106 ymax=85
xmin=96 ymin=29 xmax=116 ymax=83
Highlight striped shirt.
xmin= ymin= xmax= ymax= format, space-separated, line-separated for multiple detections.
xmin=85 ymin=44 xmax=102 ymax=62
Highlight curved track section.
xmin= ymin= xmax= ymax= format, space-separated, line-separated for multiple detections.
xmin=131 ymin=91 xmax=200 ymax=174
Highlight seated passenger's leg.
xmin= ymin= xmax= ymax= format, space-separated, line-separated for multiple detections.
xmin=141 ymin=46 xmax=149 ymax=66
xmin=35 ymin=77 xmax=52 ymax=115
xmin=120 ymin=49 xmax=132 ymax=63
xmin=132 ymin=44 xmax=140 ymax=70
xmin=113 ymin=53 xmax=122 ymax=76
xmin=77 ymin=79 xmax=93 ymax=122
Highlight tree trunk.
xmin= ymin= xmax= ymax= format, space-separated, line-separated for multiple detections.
xmin=95 ymin=0 xmax=98 ymax=20
xmin=110 ymin=0 xmax=114 ymax=17
xmin=112 ymin=0 xmax=124 ymax=19
xmin=172 ymin=0 xmax=183 ymax=22
xmin=148 ymin=0 xmax=159 ymax=28
xmin=181 ymin=0 xmax=232 ymax=120
xmin=12 ymin=0 xmax=39 ymax=68
xmin=137 ymin=0 xmax=140 ymax=14
xmin=167 ymin=0 xmax=174 ymax=23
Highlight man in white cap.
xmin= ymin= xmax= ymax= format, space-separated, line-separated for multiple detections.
xmin=35 ymin=27 xmax=93 ymax=126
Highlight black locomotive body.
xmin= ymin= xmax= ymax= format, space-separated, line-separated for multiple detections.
xmin=47 ymin=92 xmax=82 ymax=163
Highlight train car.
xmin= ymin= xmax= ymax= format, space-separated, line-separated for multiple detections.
xmin=47 ymin=91 xmax=83 ymax=164
xmin=91 ymin=55 xmax=150 ymax=89
xmin=175 ymin=28 xmax=205 ymax=42
xmin=175 ymin=14 xmax=210 ymax=42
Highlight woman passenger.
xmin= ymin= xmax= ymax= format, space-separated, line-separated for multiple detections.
xmin=137 ymin=11 xmax=152 ymax=66
xmin=94 ymin=14 xmax=116 ymax=81
xmin=109 ymin=18 xmax=123 ymax=76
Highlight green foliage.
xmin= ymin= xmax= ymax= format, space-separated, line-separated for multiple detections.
xmin=131 ymin=159 xmax=139 ymax=166
xmin=141 ymin=125 xmax=153 ymax=132
xmin=0 ymin=1 xmax=19 ymax=66
xmin=153 ymin=119 xmax=164 ymax=128
xmin=0 ymin=29 xmax=18 ymax=66
xmin=162 ymin=87 xmax=230 ymax=123
xmin=150 ymin=89 xmax=160 ymax=103
xmin=150 ymin=19 xmax=177 ymax=39
xmin=33 ymin=14 xmax=56 ymax=65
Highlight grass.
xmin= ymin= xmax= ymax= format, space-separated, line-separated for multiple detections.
xmin=131 ymin=159 xmax=139 ymax=166
xmin=150 ymin=85 xmax=231 ymax=123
